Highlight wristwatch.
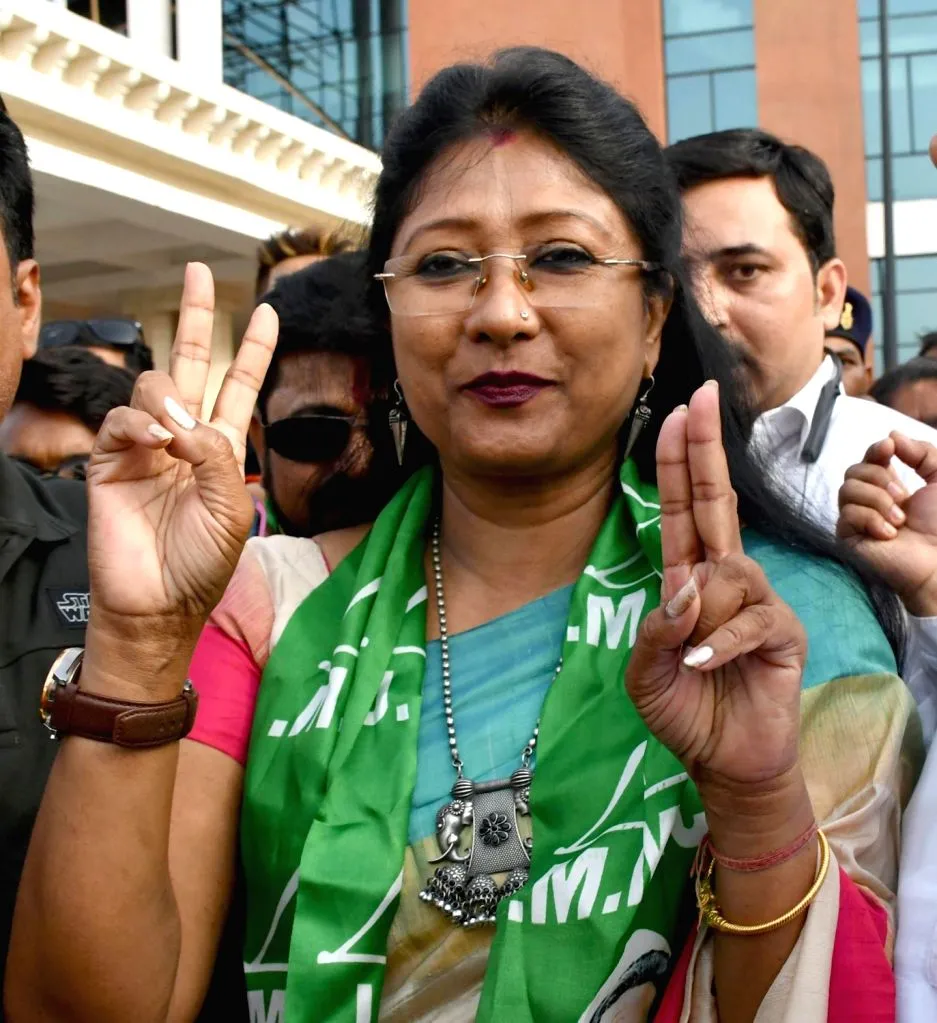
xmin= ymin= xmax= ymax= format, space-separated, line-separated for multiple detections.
xmin=40 ymin=648 xmax=198 ymax=748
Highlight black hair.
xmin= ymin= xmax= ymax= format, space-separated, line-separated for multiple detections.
xmin=366 ymin=46 xmax=903 ymax=655
xmin=14 ymin=347 xmax=134 ymax=431
xmin=871 ymin=357 xmax=937 ymax=408
xmin=0 ymin=103 xmax=34 ymax=272
xmin=257 ymin=250 xmax=387 ymax=417
xmin=918 ymin=331 xmax=937 ymax=358
xmin=665 ymin=128 xmax=836 ymax=273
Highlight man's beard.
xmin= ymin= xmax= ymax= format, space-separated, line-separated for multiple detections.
xmin=264 ymin=465 xmax=383 ymax=538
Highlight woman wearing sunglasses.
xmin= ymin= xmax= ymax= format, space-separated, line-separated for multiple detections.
xmin=10 ymin=50 xmax=914 ymax=1023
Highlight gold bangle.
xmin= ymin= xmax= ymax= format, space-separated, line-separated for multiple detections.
xmin=695 ymin=829 xmax=830 ymax=936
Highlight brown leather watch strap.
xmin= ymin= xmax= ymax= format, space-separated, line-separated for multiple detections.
xmin=41 ymin=649 xmax=198 ymax=748
xmin=51 ymin=680 xmax=198 ymax=748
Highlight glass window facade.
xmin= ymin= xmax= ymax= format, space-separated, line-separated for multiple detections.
xmin=222 ymin=0 xmax=407 ymax=151
xmin=663 ymin=0 xmax=757 ymax=143
xmin=871 ymin=256 xmax=937 ymax=368
xmin=860 ymin=0 xmax=937 ymax=200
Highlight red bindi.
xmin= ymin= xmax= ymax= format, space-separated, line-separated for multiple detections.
xmin=488 ymin=127 xmax=516 ymax=148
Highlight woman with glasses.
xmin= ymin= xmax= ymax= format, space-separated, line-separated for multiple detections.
xmin=9 ymin=49 xmax=914 ymax=1022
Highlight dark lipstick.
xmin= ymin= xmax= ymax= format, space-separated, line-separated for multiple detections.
xmin=463 ymin=371 xmax=554 ymax=408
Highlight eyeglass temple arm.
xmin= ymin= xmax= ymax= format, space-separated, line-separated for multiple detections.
xmin=600 ymin=259 xmax=661 ymax=269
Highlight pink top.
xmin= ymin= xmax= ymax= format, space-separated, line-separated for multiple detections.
xmin=187 ymin=536 xmax=331 ymax=765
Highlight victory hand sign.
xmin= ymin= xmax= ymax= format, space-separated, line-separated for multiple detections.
xmin=84 ymin=263 xmax=278 ymax=695
xmin=626 ymin=381 xmax=807 ymax=791
xmin=626 ymin=382 xmax=818 ymax=1021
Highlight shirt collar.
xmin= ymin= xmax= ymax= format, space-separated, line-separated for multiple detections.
xmin=756 ymin=356 xmax=842 ymax=448
xmin=0 ymin=452 xmax=80 ymax=542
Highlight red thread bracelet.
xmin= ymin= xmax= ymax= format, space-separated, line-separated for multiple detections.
xmin=703 ymin=821 xmax=818 ymax=873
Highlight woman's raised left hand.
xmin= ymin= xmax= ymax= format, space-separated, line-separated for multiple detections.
xmin=625 ymin=382 xmax=807 ymax=807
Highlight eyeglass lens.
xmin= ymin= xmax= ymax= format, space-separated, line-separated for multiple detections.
xmin=265 ymin=416 xmax=354 ymax=464
xmin=39 ymin=319 xmax=141 ymax=349
xmin=382 ymin=251 xmax=645 ymax=317
xmin=38 ymin=322 xmax=82 ymax=348
xmin=87 ymin=319 xmax=142 ymax=346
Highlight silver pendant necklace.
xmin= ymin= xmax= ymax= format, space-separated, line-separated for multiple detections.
xmin=419 ymin=517 xmax=563 ymax=928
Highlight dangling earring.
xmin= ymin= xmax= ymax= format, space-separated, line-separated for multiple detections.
xmin=623 ymin=375 xmax=655 ymax=461
xmin=388 ymin=379 xmax=409 ymax=466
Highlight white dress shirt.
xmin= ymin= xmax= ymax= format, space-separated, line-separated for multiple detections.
xmin=751 ymin=355 xmax=937 ymax=533
xmin=751 ymin=356 xmax=937 ymax=735
xmin=752 ymin=358 xmax=937 ymax=1022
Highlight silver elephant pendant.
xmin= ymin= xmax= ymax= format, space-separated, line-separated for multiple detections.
xmin=419 ymin=767 xmax=532 ymax=927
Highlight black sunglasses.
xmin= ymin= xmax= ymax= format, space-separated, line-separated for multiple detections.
xmin=264 ymin=413 xmax=366 ymax=464
xmin=39 ymin=318 xmax=144 ymax=351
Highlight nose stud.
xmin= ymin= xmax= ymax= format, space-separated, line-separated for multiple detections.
xmin=519 ymin=310 xmax=530 ymax=321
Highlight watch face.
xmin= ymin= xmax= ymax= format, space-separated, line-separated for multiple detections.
xmin=39 ymin=647 xmax=84 ymax=730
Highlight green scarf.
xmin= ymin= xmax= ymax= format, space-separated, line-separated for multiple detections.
xmin=241 ymin=462 xmax=705 ymax=1021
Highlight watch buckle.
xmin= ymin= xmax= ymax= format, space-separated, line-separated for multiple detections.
xmin=40 ymin=647 xmax=84 ymax=737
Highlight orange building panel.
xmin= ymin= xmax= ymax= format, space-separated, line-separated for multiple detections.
xmin=407 ymin=0 xmax=667 ymax=141
xmin=754 ymin=0 xmax=870 ymax=294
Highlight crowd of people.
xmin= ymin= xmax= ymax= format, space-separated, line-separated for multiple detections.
xmin=3 ymin=45 xmax=937 ymax=1023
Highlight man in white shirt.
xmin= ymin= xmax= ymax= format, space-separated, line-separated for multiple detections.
xmin=665 ymin=128 xmax=937 ymax=725
xmin=665 ymin=128 xmax=937 ymax=532
xmin=666 ymin=125 xmax=937 ymax=728
xmin=666 ymin=127 xmax=937 ymax=1023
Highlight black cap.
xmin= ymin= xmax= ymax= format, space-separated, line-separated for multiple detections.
xmin=826 ymin=286 xmax=872 ymax=356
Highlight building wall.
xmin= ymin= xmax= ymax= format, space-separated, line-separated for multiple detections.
xmin=407 ymin=0 xmax=667 ymax=139
xmin=754 ymin=0 xmax=870 ymax=294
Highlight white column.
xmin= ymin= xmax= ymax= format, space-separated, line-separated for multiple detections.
xmin=126 ymin=0 xmax=172 ymax=59
xmin=135 ymin=311 xmax=176 ymax=372
xmin=176 ymin=0 xmax=224 ymax=84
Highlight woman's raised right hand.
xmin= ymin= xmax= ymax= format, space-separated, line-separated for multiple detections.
xmin=84 ymin=263 xmax=277 ymax=687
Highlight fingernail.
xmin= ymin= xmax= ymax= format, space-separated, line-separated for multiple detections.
xmin=147 ymin=424 xmax=174 ymax=442
xmin=704 ymin=379 xmax=719 ymax=390
xmin=164 ymin=396 xmax=196 ymax=431
xmin=683 ymin=645 xmax=714 ymax=669
xmin=674 ymin=404 xmax=688 ymax=414
xmin=889 ymin=505 xmax=906 ymax=526
xmin=883 ymin=522 xmax=898 ymax=538
xmin=665 ymin=576 xmax=698 ymax=619
xmin=888 ymin=482 xmax=908 ymax=502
